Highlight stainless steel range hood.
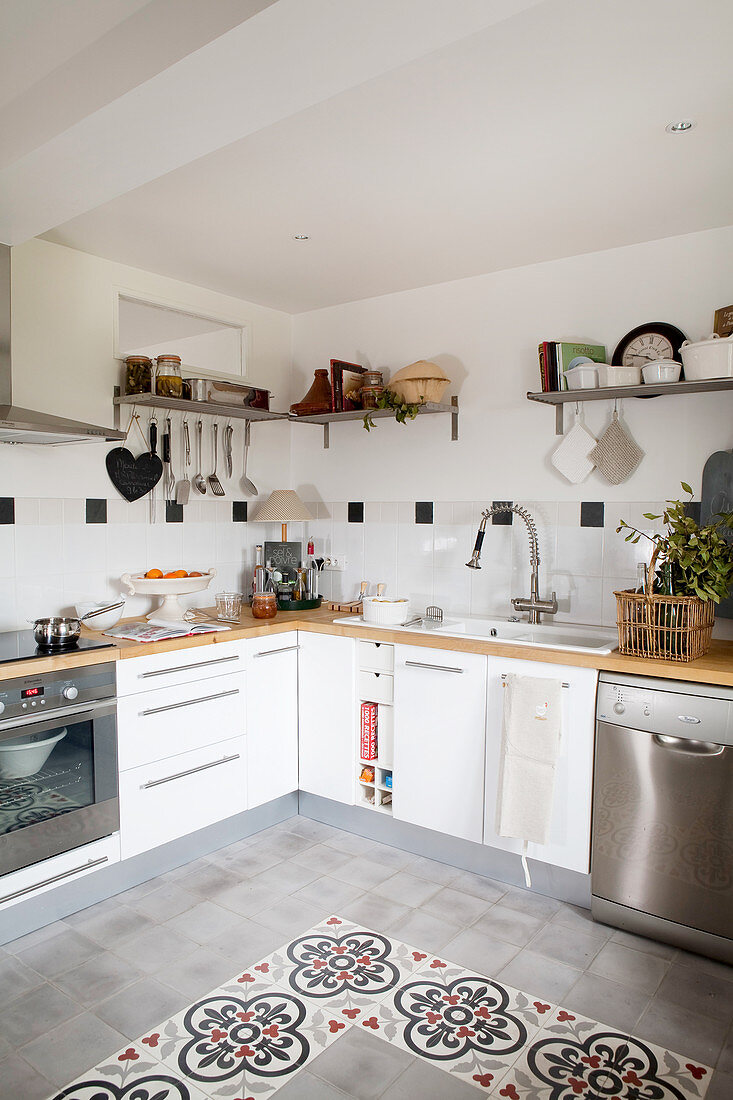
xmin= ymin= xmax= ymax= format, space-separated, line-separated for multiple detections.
xmin=0 ymin=244 xmax=125 ymax=444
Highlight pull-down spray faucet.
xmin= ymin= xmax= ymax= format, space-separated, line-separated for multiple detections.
xmin=466 ymin=504 xmax=558 ymax=625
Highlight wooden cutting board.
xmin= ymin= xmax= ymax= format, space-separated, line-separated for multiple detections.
xmin=701 ymin=448 xmax=733 ymax=618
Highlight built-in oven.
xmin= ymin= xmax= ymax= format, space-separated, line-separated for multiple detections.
xmin=0 ymin=662 xmax=118 ymax=878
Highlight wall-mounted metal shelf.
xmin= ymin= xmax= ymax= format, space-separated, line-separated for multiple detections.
xmin=113 ymin=389 xmax=289 ymax=428
xmin=527 ymin=378 xmax=733 ymax=434
xmin=290 ymin=396 xmax=459 ymax=449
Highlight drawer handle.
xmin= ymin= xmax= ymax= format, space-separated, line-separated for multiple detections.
xmin=140 ymin=688 xmax=240 ymax=717
xmin=405 ymin=660 xmax=463 ymax=674
xmin=0 ymin=856 xmax=109 ymax=905
xmin=140 ymin=753 xmax=241 ymax=789
xmin=140 ymin=654 xmax=239 ymax=678
xmin=253 ymin=645 xmax=301 ymax=658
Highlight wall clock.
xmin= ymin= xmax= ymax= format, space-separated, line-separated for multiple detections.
xmin=612 ymin=322 xmax=687 ymax=367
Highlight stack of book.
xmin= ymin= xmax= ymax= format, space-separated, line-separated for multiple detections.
xmin=537 ymin=341 xmax=606 ymax=392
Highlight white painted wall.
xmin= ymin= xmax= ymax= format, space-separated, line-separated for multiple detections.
xmin=290 ymin=226 xmax=733 ymax=504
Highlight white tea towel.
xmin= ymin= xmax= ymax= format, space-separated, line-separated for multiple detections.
xmin=589 ymin=410 xmax=644 ymax=483
xmin=496 ymin=674 xmax=563 ymax=886
xmin=551 ymin=412 xmax=597 ymax=484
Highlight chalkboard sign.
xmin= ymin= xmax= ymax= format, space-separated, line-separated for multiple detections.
xmin=106 ymin=447 xmax=163 ymax=502
xmin=265 ymin=541 xmax=302 ymax=581
xmin=701 ymin=447 xmax=733 ymax=619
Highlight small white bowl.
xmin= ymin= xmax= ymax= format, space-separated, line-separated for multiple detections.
xmin=362 ymin=597 xmax=411 ymax=625
xmin=76 ymin=601 xmax=125 ymax=631
xmin=564 ymin=364 xmax=598 ymax=390
xmin=642 ymin=359 xmax=681 ymax=384
xmin=0 ymin=728 xmax=67 ymax=779
xmin=597 ymin=363 xmax=642 ymax=388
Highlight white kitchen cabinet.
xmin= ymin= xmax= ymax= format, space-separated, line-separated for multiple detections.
xmin=393 ymin=644 xmax=487 ymax=843
xmin=483 ymin=657 xmax=598 ymax=874
xmin=298 ymin=632 xmax=355 ymax=804
xmin=244 ymin=632 xmax=299 ymax=808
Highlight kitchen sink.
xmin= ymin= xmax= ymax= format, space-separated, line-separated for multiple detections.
xmin=335 ymin=615 xmax=617 ymax=654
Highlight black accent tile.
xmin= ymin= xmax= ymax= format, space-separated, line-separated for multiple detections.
xmin=415 ymin=502 xmax=433 ymax=524
xmin=491 ymin=501 xmax=513 ymax=524
xmin=684 ymin=500 xmax=701 ymax=525
xmin=85 ymin=498 xmax=107 ymax=524
xmin=166 ymin=501 xmax=184 ymax=523
xmin=581 ymin=502 xmax=604 ymax=528
xmin=0 ymin=497 xmax=14 ymax=524
xmin=232 ymin=501 xmax=248 ymax=523
xmin=348 ymin=501 xmax=364 ymax=523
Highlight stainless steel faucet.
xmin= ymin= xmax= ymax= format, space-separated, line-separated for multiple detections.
xmin=466 ymin=504 xmax=558 ymax=625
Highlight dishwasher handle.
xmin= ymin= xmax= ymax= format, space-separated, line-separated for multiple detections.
xmin=652 ymin=733 xmax=725 ymax=756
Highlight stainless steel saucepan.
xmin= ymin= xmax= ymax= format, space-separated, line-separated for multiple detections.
xmin=31 ymin=601 xmax=125 ymax=647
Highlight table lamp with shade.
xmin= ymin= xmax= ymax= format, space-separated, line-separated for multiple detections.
xmin=250 ymin=490 xmax=314 ymax=583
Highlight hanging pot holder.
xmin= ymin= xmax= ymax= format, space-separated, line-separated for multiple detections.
xmin=551 ymin=407 xmax=597 ymax=484
xmin=589 ymin=407 xmax=644 ymax=484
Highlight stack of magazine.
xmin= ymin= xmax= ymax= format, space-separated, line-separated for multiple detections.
xmin=537 ymin=341 xmax=605 ymax=392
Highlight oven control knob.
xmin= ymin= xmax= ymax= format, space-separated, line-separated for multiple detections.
xmin=62 ymin=686 xmax=79 ymax=701
xmin=613 ymin=702 xmax=625 ymax=714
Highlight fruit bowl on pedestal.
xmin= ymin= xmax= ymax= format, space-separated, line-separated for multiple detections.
xmin=121 ymin=569 xmax=216 ymax=621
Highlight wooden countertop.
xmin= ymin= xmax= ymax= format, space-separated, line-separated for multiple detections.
xmin=3 ymin=606 xmax=733 ymax=687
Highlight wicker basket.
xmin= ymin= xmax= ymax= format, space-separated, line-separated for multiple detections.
xmin=614 ymin=548 xmax=714 ymax=662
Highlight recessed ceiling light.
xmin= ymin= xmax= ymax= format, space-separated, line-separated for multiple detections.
xmin=293 ymin=234 xmax=310 ymax=240
xmin=665 ymin=120 xmax=695 ymax=133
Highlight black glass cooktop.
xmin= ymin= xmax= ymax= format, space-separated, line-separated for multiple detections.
xmin=0 ymin=630 xmax=115 ymax=665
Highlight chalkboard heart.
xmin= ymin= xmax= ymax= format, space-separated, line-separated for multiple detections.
xmin=701 ymin=448 xmax=733 ymax=619
xmin=106 ymin=447 xmax=163 ymax=502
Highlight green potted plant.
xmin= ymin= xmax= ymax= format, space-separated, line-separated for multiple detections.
xmin=362 ymin=389 xmax=421 ymax=432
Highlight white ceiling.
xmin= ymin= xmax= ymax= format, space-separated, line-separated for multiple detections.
xmin=3 ymin=0 xmax=733 ymax=313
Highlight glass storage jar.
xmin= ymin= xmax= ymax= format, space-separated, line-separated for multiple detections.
xmin=252 ymin=592 xmax=277 ymax=619
xmin=155 ymin=354 xmax=183 ymax=398
xmin=124 ymin=355 xmax=153 ymax=395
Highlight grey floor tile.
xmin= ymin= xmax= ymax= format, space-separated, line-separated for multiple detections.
xmin=497 ymin=947 xmax=582 ymax=1003
xmin=718 ymin=1024 xmax=733 ymax=1073
xmin=166 ymin=899 xmax=246 ymax=944
xmin=323 ymin=831 xmax=378 ymax=857
xmin=158 ymin=945 xmax=239 ymax=999
xmin=529 ymin=923 xmax=606 ymax=969
xmin=309 ymin=1026 xmax=412 ymax=1099
xmin=290 ymin=876 xmax=363 ymax=912
xmin=609 ymin=927 xmax=678 ymax=960
xmin=674 ymin=949 xmax=733 ymax=983
xmin=371 ymin=871 xmax=441 ymax=907
xmin=0 ymin=983 xmax=82 ymax=1047
xmin=207 ymin=918 xmax=286 ymax=968
xmin=276 ymin=1067 xmax=350 ymax=1098
xmin=290 ymin=841 xmax=352 ymax=875
xmin=498 ymin=885 xmax=563 ymax=920
xmin=111 ymin=924 xmax=199 ymax=973
xmin=114 ymin=877 xmax=163 ymax=904
xmin=421 ymin=886 xmax=491 ymax=927
xmin=254 ymin=895 xmax=326 ymax=937
xmin=53 ymin=951 xmax=144 ymax=1007
xmin=366 ymin=843 xmax=415 ymax=873
xmin=381 ymin=1056 xmax=480 ymax=1098
xmin=17 ymin=927 xmax=100 ymax=979
xmin=64 ymin=902 xmax=156 ymax=949
xmin=405 ymin=855 xmax=461 ymax=886
xmin=550 ymin=903 xmax=614 ymax=946
xmin=472 ymin=905 xmax=545 ymax=947
xmin=445 ymin=869 xmax=507 ymax=904
xmin=131 ymin=882 xmax=199 ymax=921
xmin=331 ymin=856 xmax=397 ymax=891
xmin=706 ymin=1070 xmax=733 ymax=1100
xmin=0 ymin=1054 xmax=55 ymax=1100
xmin=215 ymin=877 xmax=287 ymax=918
xmin=21 ymin=1010 xmax=126 ymax=1087
xmin=177 ymin=861 xmax=241 ymax=899
xmin=338 ymin=894 xmax=411 ymax=930
xmin=94 ymin=977 xmax=189 ymax=1039
xmin=0 ymin=955 xmax=44 ymax=1004
xmin=634 ymin=997 xmax=730 ymax=1068
xmin=387 ymin=909 xmax=463 ymax=954
xmin=285 ymin=817 xmax=339 ymax=843
xmin=441 ymin=927 xmax=519 ymax=976
xmin=2 ymin=920 xmax=67 ymax=955
xmin=251 ymin=859 xmax=322 ymax=895
xmin=210 ymin=843 xmax=282 ymax=877
xmin=589 ymin=940 xmax=670 ymax=996
xmin=0 ymin=1035 xmax=10 ymax=1061
xmin=258 ymin=831 xmax=315 ymax=859
xmin=655 ymin=962 xmax=733 ymax=1023
xmin=563 ymin=971 xmax=650 ymax=1032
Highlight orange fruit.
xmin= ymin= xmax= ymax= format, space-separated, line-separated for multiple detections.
xmin=164 ymin=569 xmax=188 ymax=578
xmin=145 ymin=568 xmax=163 ymax=579
xmin=188 ymin=571 xmax=203 ymax=577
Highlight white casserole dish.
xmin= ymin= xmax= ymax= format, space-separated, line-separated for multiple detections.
xmin=362 ymin=596 xmax=411 ymax=625
xmin=0 ymin=729 xmax=67 ymax=779
xmin=680 ymin=335 xmax=733 ymax=380
xmin=564 ymin=364 xmax=598 ymax=390
xmin=597 ymin=364 xmax=642 ymax=388
xmin=642 ymin=359 xmax=681 ymax=384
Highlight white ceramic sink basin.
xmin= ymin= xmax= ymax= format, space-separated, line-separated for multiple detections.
xmin=336 ymin=615 xmax=617 ymax=654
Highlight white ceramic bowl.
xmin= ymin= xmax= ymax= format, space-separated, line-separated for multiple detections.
xmin=0 ymin=728 xmax=66 ymax=779
xmin=680 ymin=335 xmax=733 ymax=380
xmin=362 ymin=597 xmax=411 ymax=625
xmin=564 ymin=364 xmax=598 ymax=390
xmin=597 ymin=363 xmax=642 ymax=388
xmin=642 ymin=359 xmax=681 ymax=384
xmin=76 ymin=601 xmax=125 ymax=631
xmin=121 ymin=569 xmax=215 ymax=621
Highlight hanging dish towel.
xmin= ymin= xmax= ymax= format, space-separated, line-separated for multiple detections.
xmin=496 ymin=674 xmax=563 ymax=887
xmin=551 ymin=409 xmax=597 ymax=484
xmin=589 ymin=409 xmax=644 ymax=483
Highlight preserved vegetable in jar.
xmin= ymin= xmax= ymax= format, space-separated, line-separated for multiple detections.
xmin=155 ymin=354 xmax=183 ymax=398
xmin=124 ymin=355 xmax=153 ymax=395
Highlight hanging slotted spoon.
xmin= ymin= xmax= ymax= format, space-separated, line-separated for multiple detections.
xmin=240 ymin=419 xmax=258 ymax=496
xmin=207 ymin=421 xmax=225 ymax=496
xmin=192 ymin=419 xmax=207 ymax=495
xmin=175 ymin=418 xmax=191 ymax=504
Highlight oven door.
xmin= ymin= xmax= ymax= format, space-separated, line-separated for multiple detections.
xmin=0 ymin=699 xmax=118 ymax=876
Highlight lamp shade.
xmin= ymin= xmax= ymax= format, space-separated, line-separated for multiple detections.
xmin=250 ymin=490 xmax=314 ymax=524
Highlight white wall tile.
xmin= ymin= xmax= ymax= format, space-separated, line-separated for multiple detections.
xmin=14 ymin=498 xmax=39 ymax=524
xmin=16 ymin=525 xmax=65 ymax=577
xmin=39 ymin=498 xmax=63 ymax=525
xmin=453 ymin=501 xmax=473 ymax=525
xmin=556 ymin=526 xmax=603 ymax=577
xmin=0 ymin=579 xmax=18 ymax=630
xmin=470 ymin=566 xmax=512 ymax=617
xmin=364 ymin=502 xmax=381 ymax=524
xmin=434 ymin=502 xmax=452 ymax=525
xmin=63 ymin=498 xmax=85 ymax=525
xmin=380 ymin=502 xmax=398 ymax=524
xmin=0 ymin=527 xmax=15 ymax=578
xmin=557 ymin=501 xmax=580 ymax=526
xmin=433 ymin=525 xmax=472 ymax=571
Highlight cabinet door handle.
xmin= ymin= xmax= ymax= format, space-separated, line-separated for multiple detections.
xmin=140 ymin=654 xmax=239 ymax=678
xmin=253 ymin=645 xmax=300 ymax=658
xmin=140 ymin=753 xmax=240 ymax=789
xmin=140 ymin=688 xmax=239 ymax=717
xmin=0 ymin=856 xmax=109 ymax=905
xmin=404 ymin=660 xmax=463 ymax=674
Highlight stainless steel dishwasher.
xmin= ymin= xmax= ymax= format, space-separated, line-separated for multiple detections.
xmin=592 ymin=671 xmax=733 ymax=964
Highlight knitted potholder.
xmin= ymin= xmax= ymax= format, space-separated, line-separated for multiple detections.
xmin=589 ymin=410 xmax=644 ymax=484
xmin=551 ymin=418 xmax=597 ymax=484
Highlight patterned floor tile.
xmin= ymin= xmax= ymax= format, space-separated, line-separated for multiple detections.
xmin=497 ymin=1005 xmax=714 ymax=1099
xmin=50 ymin=1040 xmax=208 ymax=1099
